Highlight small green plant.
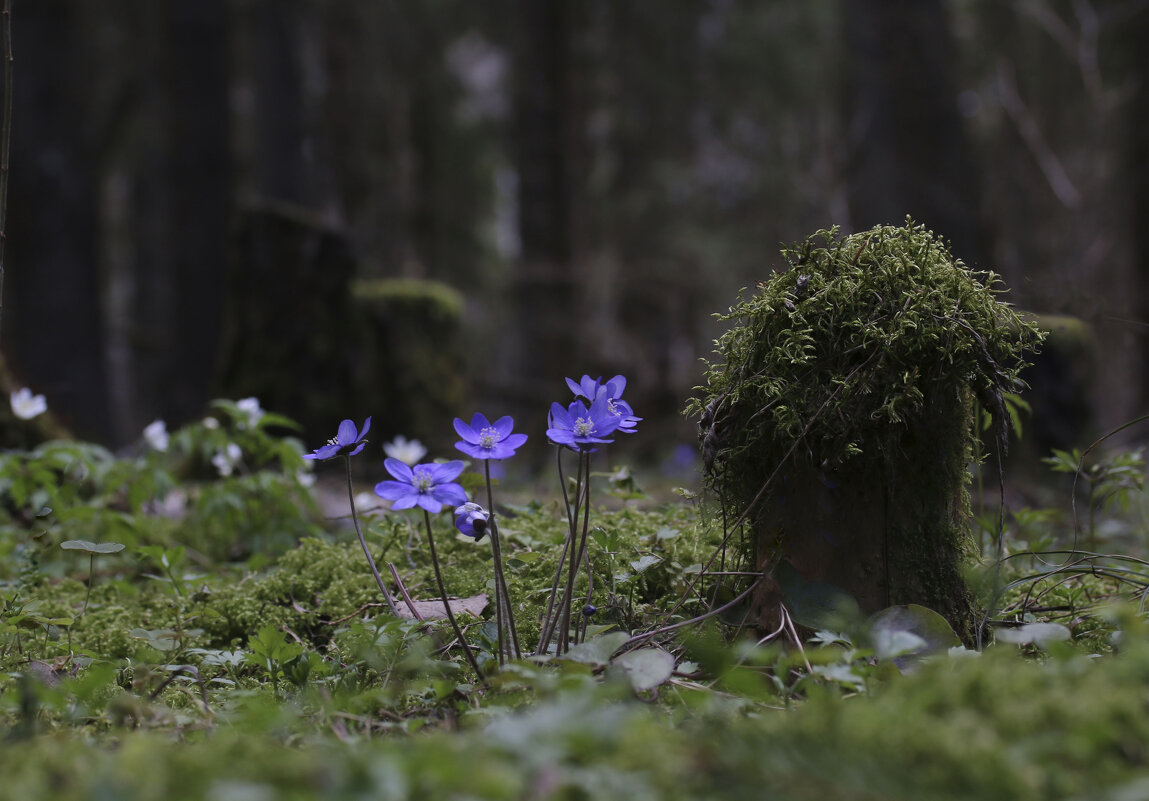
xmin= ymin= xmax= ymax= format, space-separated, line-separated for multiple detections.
xmin=59 ymin=539 xmax=125 ymax=615
xmin=1045 ymin=446 xmax=1145 ymax=549
xmin=245 ymin=624 xmax=304 ymax=695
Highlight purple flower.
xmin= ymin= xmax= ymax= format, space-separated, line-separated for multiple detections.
xmin=303 ymin=417 xmax=372 ymax=461
xmin=374 ymin=458 xmax=467 ymax=513
xmin=546 ymin=394 xmax=622 ymax=451
xmin=566 ymin=374 xmax=626 ymax=403
xmin=453 ymin=413 xmax=528 ymax=461
xmin=565 ymin=374 xmax=641 ymax=434
xmin=454 ymin=502 xmax=490 ymax=541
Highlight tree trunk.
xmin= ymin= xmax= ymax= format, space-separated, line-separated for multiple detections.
xmin=754 ymin=383 xmax=977 ymax=644
xmin=842 ymin=0 xmax=986 ymax=266
xmin=4 ymin=2 xmax=109 ymax=440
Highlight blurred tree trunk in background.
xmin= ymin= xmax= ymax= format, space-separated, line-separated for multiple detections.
xmin=5 ymin=2 xmax=109 ymax=439
xmin=6 ymin=1 xmax=231 ymax=443
xmin=841 ymin=0 xmax=986 ymax=267
xmin=506 ymin=0 xmax=580 ymax=409
xmin=3 ymin=1 xmax=1149 ymax=447
xmin=1130 ymin=5 xmax=1149 ymax=407
xmin=160 ymin=1 xmax=231 ymax=428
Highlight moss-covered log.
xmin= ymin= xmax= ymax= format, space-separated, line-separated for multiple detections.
xmin=690 ymin=220 xmax=1044 ymax=643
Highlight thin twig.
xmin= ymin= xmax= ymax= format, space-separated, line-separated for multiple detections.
xmin=620 ymin=573 xmax=764 ymax=654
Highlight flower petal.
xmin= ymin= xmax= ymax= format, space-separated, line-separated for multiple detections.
xmin=453 ymin=417 xmax=480 ymax=444
xmin=383 ymin=458 xmax=414 ymax=482
xmin=547 ymin=428 xmax=575 ymax=445
xmin=337 ymin=419 xmax=359 ymax=445
xmin=492 ymin=415 xmax=515 ymax=439
xmin=455 ymin=441 xmax=487 ymax=460
xmin=359 ymin=416 xmax=372 ymax=439
xmin=430 ymin=482 xmax=467 ymax=508
xmin=605 ymin=375 xmax=627 ymax=399
xmin=428 ymin=460 xmax=465 ymax=482
xmin=374 ymin=480 xmax=413 ymax=501
xmin=548 ymin=401 xmax=571 ymax=428
xmin=415 ymin=496 xmax=444 ymax=513
xmin=311 ymin=443 xmax=341 ymax=460
xmin=470 ymin=412 xmax=491 ymax=432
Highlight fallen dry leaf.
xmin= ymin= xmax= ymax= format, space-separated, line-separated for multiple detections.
xmin=397 ymin=593 xmax=489 ymax=620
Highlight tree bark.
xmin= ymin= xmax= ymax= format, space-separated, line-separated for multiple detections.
xmin=842 ymin=0 xmax=986 ymax=266
xmin=4 ymin=2 xmax=109 ymax=439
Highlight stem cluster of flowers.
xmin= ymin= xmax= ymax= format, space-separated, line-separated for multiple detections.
xmin=301 ymin=374 xmax=639 ymax=681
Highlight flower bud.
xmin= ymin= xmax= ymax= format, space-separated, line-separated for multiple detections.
xmin=454 ymin=502 xmax=490 ymax=541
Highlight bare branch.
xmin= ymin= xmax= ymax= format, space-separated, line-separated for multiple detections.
xmin=995 ymin=59 xmax=1082 ymax=208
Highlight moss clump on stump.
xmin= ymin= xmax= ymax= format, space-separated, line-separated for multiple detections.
xmin=688 ymin=221 xmax=1044 ymax=643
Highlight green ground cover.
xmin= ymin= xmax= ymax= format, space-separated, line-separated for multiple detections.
xmin=3 ymin=399 xmax=1149 ymax=800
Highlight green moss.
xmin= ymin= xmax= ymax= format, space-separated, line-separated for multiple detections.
xmin=9 ymin=636 xmax=1149 ymax=799
xmin=690 ymin=219 xmax=1044 ymax=497
xmin=352 ymin=278 xmax=468 ymax=445
xmin=352 ymin=277 xmax=465 ymax=321
xmin=687 ymin=221 xmax=1045 ymax=635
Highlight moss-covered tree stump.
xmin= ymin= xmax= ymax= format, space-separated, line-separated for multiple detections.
xmin=214 ymin=203 xmax=467 ymax=444
xmin=215 ymin=202 xmax=360 ymax=435
xmin=353 ymin=278 xmax=466 ymax=451
xmin=690 ymin=221 xmax=1043 ymax=643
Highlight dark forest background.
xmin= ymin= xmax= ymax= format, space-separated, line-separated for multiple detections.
xmin=3 ymin=0 xmax=1149 ymax=462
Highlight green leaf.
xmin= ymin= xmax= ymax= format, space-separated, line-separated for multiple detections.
xmin=562 ymin=632 xmax=630 ymax=667
xmin=60 ymin=540 xmax=126 ymax=555
xmin=867 ymin=604 xmax=961 ymax=663
xmin=995 ymin=622 xmax=1071 ymax=647
xmin=629 ymin=554 xmax=662 ymax=574
xmin=611 ymin=648 xmax=675 ymax=692
xmin=129 ymin=628 xmax=182 ymax=651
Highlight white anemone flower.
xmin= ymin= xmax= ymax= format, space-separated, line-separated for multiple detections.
xmin=10 ymin=388 xmax=47 ymax=420
xmin=236 ymin=397 xmax=264 ymax=429
xmin=212 ymin=443 xmax=243 ymax=477
xmin=143 ymin=419 xmax=170 ymax=452
xmin=383 ymin=435 xmax=427 ymax=465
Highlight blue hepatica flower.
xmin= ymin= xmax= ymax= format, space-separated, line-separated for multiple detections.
xmin=375 ymin=458 xmax=467 ymax=513
xmin=303 ymin=417 xmax=372 ymax=461
xmin=453 ymin=413 xmax=528 ymax=461
xmin=565 ymin=374 xmax=642 ymax=434
xmin=454 ymin=502 xmax=490 ymax=541
xmin=547 ymin=394 xmax=622 ymax=451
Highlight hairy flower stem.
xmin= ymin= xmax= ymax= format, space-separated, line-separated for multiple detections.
xmin=534 ymin=447 xmax=583 ymax=654
xmin=423 ymin=510 xmax=486 ymax=682
xmin=557 ymin=452 xmax=592 ymax=654
xmin=485 ymin=460 xmax=521 ymax=661
xmin=345 ymin=456 xmax=401 ymax=618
